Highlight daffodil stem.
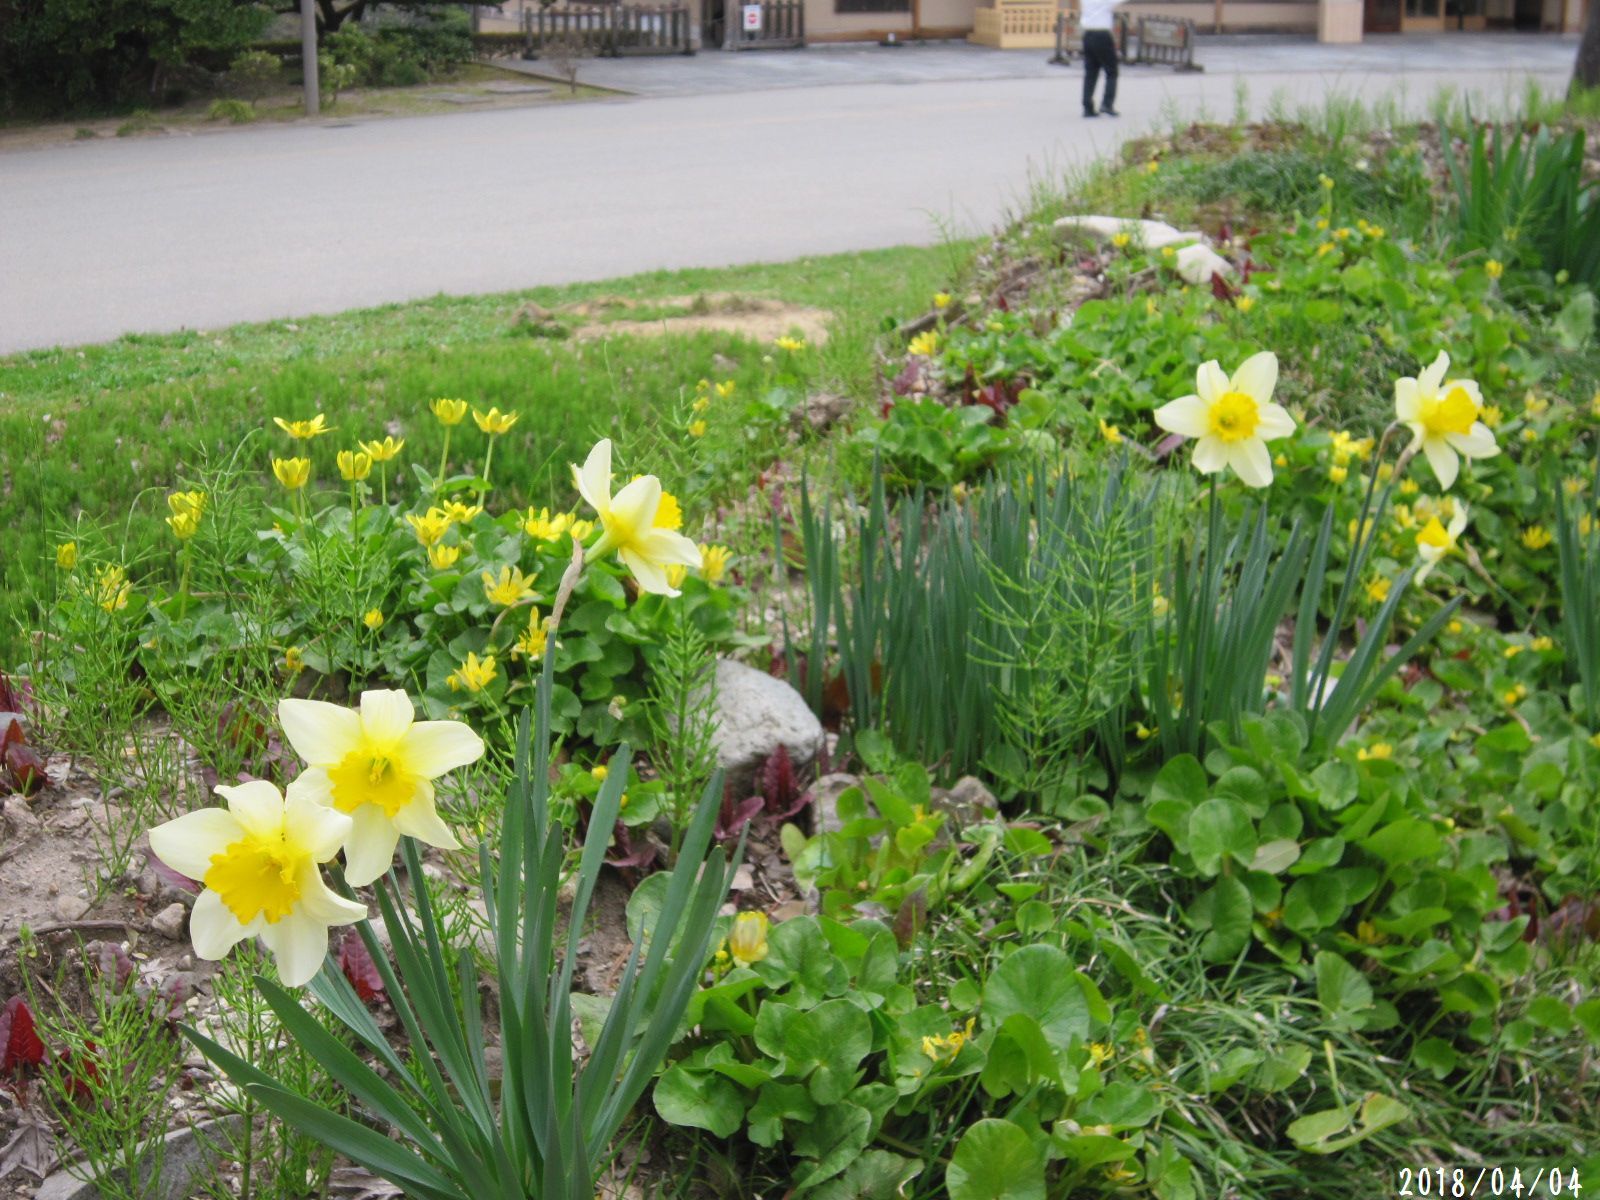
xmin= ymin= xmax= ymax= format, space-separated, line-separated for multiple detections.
xmin=437 ymin=428 xmax=452 ymax=488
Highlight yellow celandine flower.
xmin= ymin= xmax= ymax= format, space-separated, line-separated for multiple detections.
xmin=283 ymin=646 xmax=305 ymax=675
xmin=688 ymin=419 xmax=708 ymax=438
xmin=428 ymin=543 xmax=462 ymax=571
xmin=1314 ymin=218 xmax=1330 ymax=231
xmin=1329 ymin=465 xmax=1349 ymax=484
xmin=1531 ymin=636 xmax=1554 ymax=652
xmin=933 ymin=292 xmax=952 ymax=309
xmin=168 ymin=509 xmax=201 ymax=542
xmin=169 ymin=490 xmax=206 ymax=521
xmin=1590 ymin=731 xmax=1600 ymax=750
xmin=1316 ymin=243 xmax=1336 ymax=258
xmin=446 ymin=652 xmax=497 ymax=694
xmin=1365 ymin=576 xmax=1391 ymax=605
xmin=430 ymin=398 xmax=469 ymax=426
xmin=1504 ymin=644 xmax=1525 ymax=659
xmin=922 ymin=1018 xmax=976 ymax=1064
xmin=1485 ymin=259 xmax=1504 ymax=279
xmin=570 ymin=518 xmax=596 ymax=542
xmin=406 ymin=508 xmax=453 ymax=546
xmin=1521 ymin=427 xmax=1539 ymax=443
xmin=1504 ymin=683 xmax=1528 ymax=706
xmin=1415 ymin=503 xmax=1469 ymax=584
xmin=482 ymin=565 xmax=537 ymax=608
xmin=1334 ymin=227 xmax=1352 ymax=241
xmin=1394 ymin=352 xmax=1499 ymax=490
xmin=1393 ymin=504 xmax=1415 ymax=530
xmin=1564 ymin=477 xmax=1587 ymax=498
xmin=664 ymin=563 xmax=688 ymax=590
xmin=727 ymin=911 xmax=770 ymax=967
xmin=523 ymin=507 xmax=574 ymax=541
xmin=1088 ymin=1042 xmax=1114 ymax=1065
xmin=700 ymin=543 xmax=732 ymax=584
xmin=273 ymin=457 xmax=311 ymax=491
xmin=1357 ymin=743 xmax=1393 ymax=761
xmin=1448 ymin=619 xmax=1464 ymax=634
xmin=148 ymin=780 xmax=366 ymax=987
xmin=1153 ymin=352 xmax=1295 ymax=489
xmin=337 ymin=450 xmax=372 ymax=483
xmin=715 ymin=380 xmax=736 ymax=400
xmin=93 ymin=564 xmax=131 ymax=612
xmin=279 ymin=689 xmax=484 ymax=887
xmin=1521 ymin=525 xmax=1553 ymax=550
xmin=1356 ymin=920 xmax=1385 ymax=945
xmin=591 ymin=764 xmax=608 ymax=781
xmin=1111 ymin=231 xmax=1132 ymax=249
xmin=1479 ymin=404 xmax=1502 ymax=429
xmin=1146 ymin=160 xmax=1160 ymax=175
xmin=360 ymin=436 xmax=404 ymax=462
xmin=691 ymin=396 xmax=711 ymax=413
xmin=514 ymin=609 xmax=549 ymax=661
xmin=273 ymin=414 xmax=332 ymax=440
xmin=1582 ymin=515 xmax=1596 ymax=537
xmin=1398 ymin=478 xmax=1419 ymax=496
xmin=442 ymin=500 xmax=484 ymax=525
xmin=1524 ymin=391 xmax=1549 ymax=416
xmin=774 ymin=336 xmax=806 ymax=352
xmin=1099 ymin=418 xmax=1123 ymax=445
xmin=1318 ymin=172 xmax=1335 ymax=190
xmin=56 ymin=541 xmax=78 ymax=570
xmin=573 ymin=440 xmax=701 ymax=597
xmin=1135 ymin=722 xmax=1156 ymax=740
xmin=363 ymin=609 xmax=384 ymax=631
xmin=473 ymin=407 xmax=518 ymax=436
xmin=1273 ymin=453 xmax=1288 ymax=468
xmin=908 ymin=330 xmax=940 ymax=357
xmin=1236 ymin=295 xmax=1256 ymax=313
xmin=653 ymin=489 xmax=683 ymax=531
xmin=1368 ymin=225 xmax=1386 ymax=239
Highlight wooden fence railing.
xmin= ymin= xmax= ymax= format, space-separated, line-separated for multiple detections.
xmin=522 ymin=4 xmax=694 ymax=58
xmin=1052 ymin=12 xmax=1197 ymax=68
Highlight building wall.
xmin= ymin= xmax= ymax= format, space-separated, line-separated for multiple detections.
xmin=1116 ymin=0 xmax=1318 ymax=28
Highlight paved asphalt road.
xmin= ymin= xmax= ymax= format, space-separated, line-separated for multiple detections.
xmin=0 ymin=40 xmax=1577 ymax=354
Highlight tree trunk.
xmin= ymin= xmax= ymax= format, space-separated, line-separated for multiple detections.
xmin=1575 ymin=0 xmax=1600 ymax=92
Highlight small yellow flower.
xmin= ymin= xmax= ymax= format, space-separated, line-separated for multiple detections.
xmin=1485 ymin=259 xmax=1504 ymax=279
xmin=1235 ymin=295 xmax=1255 ymax=313
xmin=691 ymin=395 xmax=711 ymax=413
xmin=1316 ymin=242 xmax=1336 ymax=258
xmin=1581 ymin=514 xmax=1595 ymax=537
xmin=1318 ymin=172 xmax=1335 ymax=190
xmin=1521 ymin=525 xmax=1553 ymax=551
xmin=700 ymin=543 xmax=732 ymax=584
xmin=1398 ymin=478 xmax=1419 ymax=496
xmin=406 ymin=508 xmax=453 ymax=546
xmin=1357 ymin=743 xmax=1393 ymax=761
xmin=652 ymin=489 xmax=683 ymax=532
xmin=1273 ymin=453 xmax=1287 ymax=468
xmin=1329 ymin=464 xmax=1349 ymax=484
xmin=1563 ymin=477 xmax=1586 ymax=498
xmin=514 ymin=608 xmax=549 ymax=661
xmin=1334 ymin=227 xmax=1352 ymax=241
xmin=473 ymin=407 xmax=519 ymax=436
xmin=908 ymin=330 xmax=940 ymax=357
xmin=169 ymin=490 xmax=206 ymax=521
xmin=1159 ymin=245 xmax=1174 ymax=259
xmin=1503 ymin=683 xmax=1528 ymax=706
xmin=933 ymin=292 xmax=952 ymax=309
xmin=1088 ymin=1042 xmax=1114 ymax=1065
xmin=1314 ymin=217 xmax=1330 ymax=231
xmin=1530 ymin=636 xmax=1554 ymax=652
xmin=360 ymin=436 xmax=405 ymax=462
xmin=55 ymin=541 xmax=78 ymax=570
xmin=482 ymin=565 xmax=538 ymax=608
xmin=1135 ymin=722 xmax=1156 ymax=740
xmin=1524 ymin=391 xmax=1550 ymax=417
xmin=167 ymin=509 xmax=201 ymax=542
xmin=1589 ymin=731 xmax=1600 ymax=750
xmin=591 ymin=764 xmax=608 ymax=781
xmin=1479 ymin=405 xmax=1502 ymax=429
xmin=1152 ymin=581 xmax=1170 ymax=619
xmin=523 ymin=507 xmax=574 ymax=541
xmin=93 ymin=564 xmax=131 ymax=612
xmin=430 ymin=398 xmax=468 ymax=426
xmin=442 ymin=500 xmax=484 ymax=525
xmin=272 ymin=457 xmax=311 ymax=491
xmin=688 ymin=419 xmax=708 ymax=438
xmin=1356 ymin=919 xmax=1385 ymax=945
xmin=1367 ymin=225 xmax=1385 ymax=239
xmin=727 ymin=911 xmax=770 ymax=967
xmin=273 ymin=414 xmax=332 ymax=440
xmin=714 ymin=380 xmax=736 ymax=400
xmin=1504 ymin=644 xmax=1525 ymax=659
xmin=1145 ymin=159 xmax=1160 ymax=175
xmin=428 ymin=543 xmax=462 ymax=571
xmin=1111 ymin=232 xmax=1132 ymax=249
xmin=774 ymin=336 xmax=806 ymax=353
xmin=446 ymin=651 xmax=497 ymax=693
xmin=1448 ymin=619 xmax=1464 ymax=634
xmin=569 ymin=518 xmax=596 ymax=542
xmin=922 ymin=1018 xmax=976 ymax=1064
xmin=337 ymin=450 xmax=372 ymax=483
xmin=363 ymin=608 xmax=384 ymax=631
xmin=1099 ymin=418 xmax=1123 ymax=445
xmin=283 ymin=646 xmax=305 ymax=676
xmin=1364 ymin=576 xmax=1391 ymax=605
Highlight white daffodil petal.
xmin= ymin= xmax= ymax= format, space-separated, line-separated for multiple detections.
xmin=1448 ymin=426 xmax=1500 ymax=459
xmin=1191 ymin=437 xmax=1228 ymax=475
xmin=1196 ymin=361 xmax=1229 ymax=404
xmin=284 ymin=790 xmax=353 ymax=862
xmin=1255 ymin=402 xmax=1296 ymax=441
xmin=359 ymin=689 xmax=415 ymax=747
xmin=403 ymin=721 xmax=485 ymax=778
xmin=1232 ymin=438 xmax=1274 ymax=489
xmin=577 ymin=440 xmax=613 ymax=514
xmin=217 ymin=780 xmax=286 ymax=840
xmin=278 ymin=699 xmax=363 ymax=767
xmin=189 ymin=888 xmax=251 ymax=960
xmin=1445 ymin=378 xmax=1483 ymax=406
xmin=1449 ymin=506 xmax=1471 ymax=539
xmin=294 ymin=866 xmax=368 ymax=925
xmin=1394 ymin=378 xmax=1420 ymax=421
xmin=609 ymin=475 xmax=661 ymax=532
xmin=1420 ymin=351 xmax=1449 ymax=392
xmin=284 ymin=767 xmax=335 ymax=808
xmin=148 ymin=807 xmax=242 ymax=882
xmin=259 ymin=912 xmax=333 ymax=988
xmin=1231 ymin=351 xmax=1279 ymax=403
xmin=620 ymin=547 xmax=678 ymax=596
xmin=638 ymin=527 xmax=704 ymax=568
xmin=342 ymin=807 xmax=402 ymax=887
xmin=1153 ymin=395 xmax=1211 ymax=439
xmin=391 ymin=793 xmax=461 ymax=851
xmin=1422 ymin=438 xmax=1460 ymax=490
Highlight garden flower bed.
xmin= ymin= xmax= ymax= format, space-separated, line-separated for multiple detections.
xmin=2 ymin=103 xmax=1598 ymax=1200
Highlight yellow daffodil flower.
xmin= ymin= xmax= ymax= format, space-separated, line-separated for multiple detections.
xmin=446 ymin=652 xmax=497 ymax=696
xmin=430 ymin=398 xmax=469 ymax=426
xmin=1153 ymin=352 xmax=1295 ymax=489
xmin=1099 ymin=419 xmax=1123 ymax=445
xmin=1414 ymin=502 xmax=1469 ymax=584
xmin=406 ymin=508 xmax=453 ymax=547
xmin=279 ymin=690 xmax=484 ymax=887
xmin=473 ymin=407 xmax=518 ymax=436
xmin=1394 ymin=352 xmax=1499 ymax=490
xmin=774 ymin=336 xmax=806 ymax=352
xmin=573 ymin=439 xmax=701 ymax=597
xmin=337 ymin=450 xmax=372 ymax=483
xmin=428 ymin=543 xmax=462 ymax=571
xmin=273 ymin=415 xmax=332 ymax=440
xmin=727 ymin=911 xmax=770 ymax=967
xmin=148 ymin=780 xmax=366 ymax=987
xmin=360 ymin=436 xmax=405 ymax=462
xmin=700 ymin=543 xmax=731 ymax=584
xmin=482 ymin=565 xmax=538 ymax=608
xmin=363 ymin=609 xmax=384 ymax=631
xmin=523 ymin=506 xmax=573 ymax=541
xmin=908 ymin=331 xmax=940 ymax=357
xmin=55 ymin=541 xmax=78 ymax=570
xmin=273 ymin=457 xmax=311 ymax=491
xmin=93 ymin=564 xmax=131 ymax=612
xmin=514 ymin=608 xmax=549 ymax=661
xmin=1521 ymin=525 xmax=1552 ymax=551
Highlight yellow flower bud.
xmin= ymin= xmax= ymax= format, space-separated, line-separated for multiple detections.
xmin=55 ymin=541 xmax=78 ymax=570
xmin=727 ymin=911 xmax=770 ymax=967
xmin=272 ymin=457 xmax=311 ymax=491
xmin=363 ymin=608 xmax=384 ymax=630
xmin=338 ymin=450 xmax=372 ymax=482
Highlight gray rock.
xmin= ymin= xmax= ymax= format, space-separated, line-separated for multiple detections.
xmin=52 ymin=893 xmax=90 ymax=922
xmin=940 ymin=776 xmax=998 ymax=826
xmin=2 ymin=793 xmax=39 ymax=832
xmin=150 ymin=902 xmax=188 ymax=940
xmin=36 ymin=1116 xmax=244 ymax=1200
xmin=1053 ymin=215 xmax=1206 ymax=250
xmin=808 ymin=773 xmax=862 ymax=838
xmin=703 ymin=659 xmax=825 ymax=799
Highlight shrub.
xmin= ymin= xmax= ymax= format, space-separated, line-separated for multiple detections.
xmin=206 ymin=97 xmax=257 ymax=124
xmin=224 ymin=48 xmax=283 ymax=100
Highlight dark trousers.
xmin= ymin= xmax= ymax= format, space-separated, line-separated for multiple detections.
xmin=1082 ymin=29 xmax=1118 ymax=113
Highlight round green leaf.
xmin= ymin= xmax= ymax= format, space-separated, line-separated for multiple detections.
xmin=1189 ymin=796 xmax=1256 ymax=877
xmin=946 ymin=1118 xmax=1046 ymax=1200
xmin=983 ymin=945 xmax=1088 ymax=1052
xmin=653 ymin=1062 xmax=746 ymax=1138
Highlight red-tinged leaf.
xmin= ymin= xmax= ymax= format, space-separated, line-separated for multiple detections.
xmin=90 ymin=942 xmax=135 ymax=990
xmin=4 ymin=742 xmax=45 ymax=795
xmin=0 ymin=671 xmax=23 ymax=715
xmin=55 ymin=1042 xmax=101 ymax=1105
xmin=715 ymin=788 xmax=764 ymax=844
xmin=891 ymin=360 xmax=922 ymax=397
xmin=605 ymin=821 xmax=660 ymax=869
xmin=0 ymin=998 xmax=46 ymax=1075
xmin=338 ymin=928 xmax=387 ymax=1004
xmin=759 ymin=745 xmax=811 ymax=821
xmin=145 ymin=848 xmax=202 ymax=895
xmin=1210 ymin=271 xmax=1236 ymax=302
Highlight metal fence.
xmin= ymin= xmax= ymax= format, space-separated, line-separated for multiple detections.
xmin=1052 ymin=12 xmax=1197 ymax=69
xmin=522 ymin=4 xmax=694 ymax=58
xmin=719 ymin=0 xmax=805 ymax=49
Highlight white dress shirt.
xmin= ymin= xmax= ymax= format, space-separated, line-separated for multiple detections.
xmin=1080 ymin=0 xmax=1116 ymax=29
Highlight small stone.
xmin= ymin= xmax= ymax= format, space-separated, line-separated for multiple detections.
xmin=808 ymin=773 xmax=861 ymax=838
xmin=729 ymin=864 xmax=755 ymax=892
xmin=2 ymin=794 xmax=39 ymax=831
xmin=940 ymin=776 xmax=998 ymax=827
xmin=52 ymin=893 xmax=90 ymax=922
xmin=151 ymin=902 xmax=188 ymax=940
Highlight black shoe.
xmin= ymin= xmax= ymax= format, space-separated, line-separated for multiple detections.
xmin=1083 ymin=108 xmax=1098 ymax=118
xmin=1101 ymin=106 xmax=1119 ymax=116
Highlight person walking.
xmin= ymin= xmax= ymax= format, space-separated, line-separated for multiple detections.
xmin=1080 ymin=0 xmax=1120 ymax=117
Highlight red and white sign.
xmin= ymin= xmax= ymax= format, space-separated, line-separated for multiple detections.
xmin=742 ymin=4 xmax=762 ymax=30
